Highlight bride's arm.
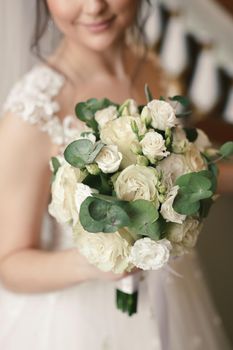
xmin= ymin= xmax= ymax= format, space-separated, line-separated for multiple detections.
xmin=0 ymin=113 xmax=124 ymax=294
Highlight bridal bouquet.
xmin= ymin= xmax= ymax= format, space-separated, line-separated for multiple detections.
xmin=48 ymin=87 xmax=233 ymax=316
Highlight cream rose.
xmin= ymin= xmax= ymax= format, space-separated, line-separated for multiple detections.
xmin=160 ymin=186 xmax=186 ymax=224
xmin=95 ymin=145 xmax=122 ymax=173
xmin=185 ymin=144 xmax=207 ymax=172
xmin=115 ymin=165 xmax=159 ymax=204
xmin=194 ymin=129 xmax=211 ymax=152
xmin=48 ymin=163 xmax=86 ymax=224
xmin=145 ymin=100 xmax=178 ymax=131
xmin=158 ymin=154 xmax=189 ymax=185
xmin=129 ymin=238 xmax=171 ymax=270
xmin=74 ymin=183 xmax=97 ymax=215
xmin=94 ymin=106 xmax=118 ymax=128
xmin=74 ymin=222 xmax=131 ymax=273
xmin=168 ymin=218 xmax=203 ymax=256
xmin=140 ymin=130 xmax=169 ymax=161
xmin=100 ymin=116 xmax=146 ymax=168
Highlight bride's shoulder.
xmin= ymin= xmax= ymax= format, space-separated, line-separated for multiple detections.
xmin=1 ymin=65 xmax=66 ymax=146
xmin=3 ymin=65 xmax=65 ymax=123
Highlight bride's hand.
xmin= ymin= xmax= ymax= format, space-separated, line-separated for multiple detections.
xmin=74 ymin=250 xmax=140 ymax=282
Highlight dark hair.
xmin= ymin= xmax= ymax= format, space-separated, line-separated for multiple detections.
xmin=31 ymin=0 xmax=50 ymax=57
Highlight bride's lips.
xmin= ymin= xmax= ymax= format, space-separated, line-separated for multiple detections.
xmin=79 ymin=15 xmax=116 ymax=33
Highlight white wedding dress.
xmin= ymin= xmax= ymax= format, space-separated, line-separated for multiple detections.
xmin=0 ymin=65 xmax=231 ymax=350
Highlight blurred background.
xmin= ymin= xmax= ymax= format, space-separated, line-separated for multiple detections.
xmin=142 ymin=0 xmax=233 ymax=346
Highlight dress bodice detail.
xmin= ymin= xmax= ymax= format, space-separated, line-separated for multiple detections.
xmin=2 ymin=65 xmax=81 ymax=147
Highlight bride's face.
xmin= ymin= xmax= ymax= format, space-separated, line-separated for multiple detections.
xmin=46 ymin=0 xmax=140 ymax=51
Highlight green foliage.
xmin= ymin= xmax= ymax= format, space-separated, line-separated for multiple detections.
xmin=51 ymin=157 xmax=60 ymax=175
xmin=79 ymin=197 xmax=130 ymax=233
xmin=144 ymin=84 xmax=154 ymax=103
xmin=219 ymin=141 xmax=233 ymax=158
xmin=183 ymin=128 xmax=198 ymax=142
xmin=75 ymin=98 xmax=118 ymax=134
xmin=175 ymin=110 xmax=192 ymax=118
xmin=173 ymin=171 xmax=214 ymax=215
xmin=123 ymin=200 xmax=162 ymax=240
xmin=169 ymin=95 xmax=190 ymax=108
xmin=83 ymin=173 xmax=112 ymax=195
xmin=64 ymin=139 xmax=104 ymax=168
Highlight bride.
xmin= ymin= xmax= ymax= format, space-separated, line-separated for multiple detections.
xmin=0 ymin=0 xmax=231 ymax=349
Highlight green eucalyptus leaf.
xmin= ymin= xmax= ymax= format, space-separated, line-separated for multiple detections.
xmin=123 ymin=200 xmax=163 ymax=240
xmin=176 ymin=111 xmax=192 ymax=118
xmin=51 ymin=157 xmax=61 ymax=175
xmin=64 ymin=139 xmax=94 ymax=168
xmin=87 ymin=141 xmax=104 ymax=163
xmin=219 ymin=141 xmax=233 ymax=158
xmin=79 ymin=197 xmax=130 ymax=233
xmin=173 ymin=194 xmax=200 ymax=215
xmin=169 ymin=95 xmax=190 ymax=107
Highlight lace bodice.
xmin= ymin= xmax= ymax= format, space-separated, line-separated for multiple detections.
xmin=2 ymin=65 xmax=82 ymax=147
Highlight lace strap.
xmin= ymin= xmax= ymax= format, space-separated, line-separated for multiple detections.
xmin=2 ymin=65 xmax=66 ymax=145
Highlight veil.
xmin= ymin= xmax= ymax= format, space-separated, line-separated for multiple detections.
xmin=0 ymin=0 xmax=60 ymax=108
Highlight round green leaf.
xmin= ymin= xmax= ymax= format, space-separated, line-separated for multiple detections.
xmin=219 ymin=141 xmax=233 ymax=158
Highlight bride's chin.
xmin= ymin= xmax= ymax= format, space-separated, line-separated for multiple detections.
xmin=72 ymin=31 xmax=124 ymax=52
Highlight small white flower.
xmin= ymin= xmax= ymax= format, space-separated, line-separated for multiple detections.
xmin=129 ymin=238 xmax=171 ymax=270
xmin=95 ymin=145 xmax=122 ymax=173
xmin=146 ymin=100 xmax=178 ymax=131
xmin=140 ymin=130 xmax=170 ymax=161
xmin=160 ymin=186 xmax=186 ymax=224
xmin=95 ymin=106 xmax=118 ymax=128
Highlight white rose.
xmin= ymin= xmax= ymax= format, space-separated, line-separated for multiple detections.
xmin=115 ymin=165 xmax=159 ymax=204
xmin=160 ymin=186 xmax=186 ymax=224
xmin=158 ymin=154 xmax=189 ymax=185
xmin=129 ymin=238 xmax=171 ymax=270
xmin=74 ymin=183 xmax=97 ymax=215
xmin=194 ymin=129 xmax=211 ymax=152
xmin=146 ymin=100 xmax=178 ymax=131
xmin=140 ymin=130 xmax=170 ymax=161
xmin=172 ymin=126 xmax=189 ymax=153
xmin=95 ymin=145 xmax=122 ymax=173
xmin=100 ymin=116 xmax=146 ymax=168
xmin=168 ymin=218 xmax=203 ymax=256
xmin=185 ymin=144 xmax=207 ymax=172
xmin=48 ymin=163 xmax=85 ymax=224
xmin=74 ymin=222 xmax=131 ymax=273
xmin=94 ymin=106 xmax=118 ymax=128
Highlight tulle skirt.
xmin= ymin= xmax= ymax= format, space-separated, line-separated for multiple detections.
xmin=0 ymin=252 xmax=231 ymax=350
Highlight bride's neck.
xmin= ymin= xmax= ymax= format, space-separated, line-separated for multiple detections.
xmin=49 ymin=37 xmax=132 ymax=84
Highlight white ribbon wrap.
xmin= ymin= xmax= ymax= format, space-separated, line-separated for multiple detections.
xmin=116 ymin=272 xmax=142 ymax=295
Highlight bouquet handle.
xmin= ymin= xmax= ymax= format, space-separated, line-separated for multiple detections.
xmin=115 ymin=272 xmax=142 ymax=316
